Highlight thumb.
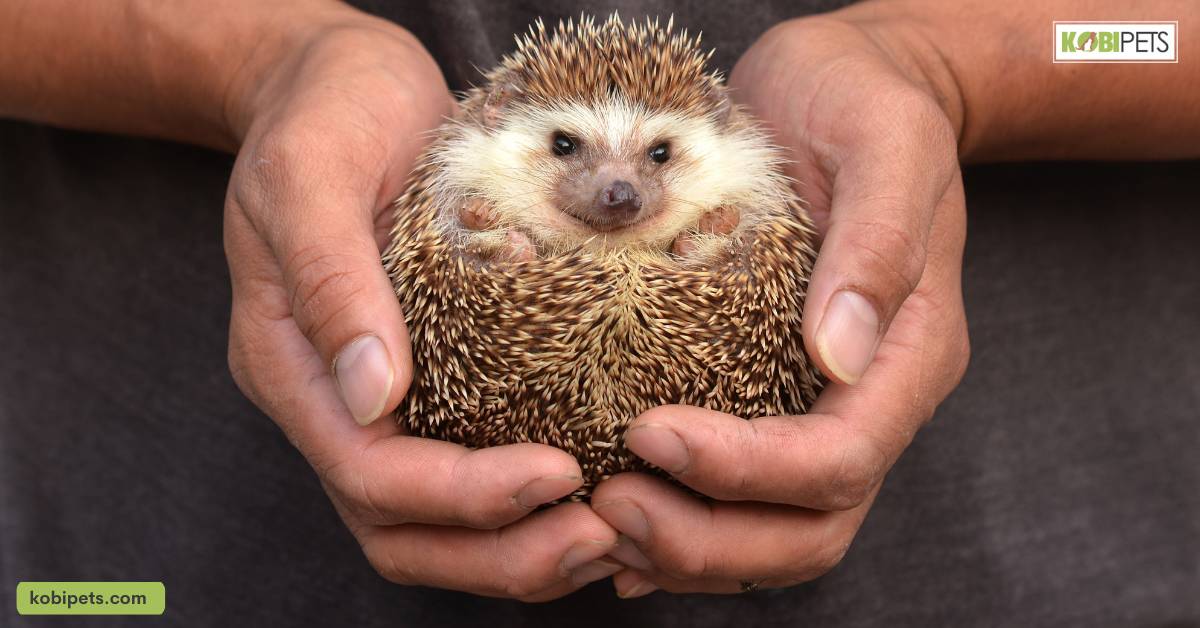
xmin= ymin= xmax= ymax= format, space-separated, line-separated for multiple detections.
xmin=802 ymin=145 xmax=953 ymax=385
xmin=265 ymin=177 xmax=411 ymax=426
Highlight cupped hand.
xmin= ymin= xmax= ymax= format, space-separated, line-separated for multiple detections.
xmin=594 ymin=13 xmax=971 ymax=596
xmin=221 ymin=12 xmax=618 ymax=600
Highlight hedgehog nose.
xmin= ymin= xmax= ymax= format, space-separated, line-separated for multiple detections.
xmin=599 ymin=180 xmax=642 ymax=216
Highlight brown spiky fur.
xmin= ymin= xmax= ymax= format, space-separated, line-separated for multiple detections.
xmin=383 ymin=14 xmax=823 ymax=496
xmin=502 ymin=15 xmax=722 ymax=116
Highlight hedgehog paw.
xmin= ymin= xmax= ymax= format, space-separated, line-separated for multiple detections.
xmin=459 ymin=197 xmax=497 ymax=230
xmin=672 ymin=206 xmax=740 ymax=256
xmin=459 ymin=198 xmax=536 ymax=262
xmin=503 ymin=231 xmax=537 ymax=262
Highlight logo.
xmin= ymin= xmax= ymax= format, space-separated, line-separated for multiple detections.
xmin=1054 ymin=22 xmax=1178 ymax=62
xmin=16 ymin=582 xmax=165 ymax=616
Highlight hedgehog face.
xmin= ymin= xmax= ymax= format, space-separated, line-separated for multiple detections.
xmin=426 ymin=15 xmax=794 ymax=263
xmin=435 ymin=95 xmax=787 ymax=261
xmin=477 ymin=96 xmax=705 ymax=251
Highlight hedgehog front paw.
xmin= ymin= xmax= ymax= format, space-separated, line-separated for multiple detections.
xmin=459 ymin=197 xmax=497 ymax=230
xmin=672 ymin=206 xmax=741 ymax=256
xmin=503 ymin=231 xmax=537 ymax=262
xmin=459 ymin=198 xmax=537 ymax=262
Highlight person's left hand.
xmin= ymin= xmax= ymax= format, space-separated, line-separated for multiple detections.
xmin=592 ymin=12 xmax=971 ymax=596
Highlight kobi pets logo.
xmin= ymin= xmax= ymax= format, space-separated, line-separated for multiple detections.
xmin=1054 ymin=22 xmax=1178 ymax=62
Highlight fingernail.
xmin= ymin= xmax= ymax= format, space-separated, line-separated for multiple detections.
xmin=593 ymin=499 xmax=651 ymax=543
xmin=333 ymin=335 xmax=393 ymax=426
xmin=568 ymin=558 xmax=624 ymax=587
xmin=561 ymin=540 xmax=616 ymax=573
xmin=513 ymin=474 xmax=583 ymax=509
xmin=616 ymin=573 xmax=659 ymax=599
xmin=816 ymin=290 xmax=881 ymax=385
xmin=624 ymin=424 xmax=689 ymax=473
xmin=608 ymin=535 xmax=652 ymax=570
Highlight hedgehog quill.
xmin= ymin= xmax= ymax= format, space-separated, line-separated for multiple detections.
xmin=383 ymin=14 xmax=823 ymax=496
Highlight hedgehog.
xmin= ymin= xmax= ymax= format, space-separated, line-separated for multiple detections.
xmin=382 ymin=14 xmax=823 ymax=496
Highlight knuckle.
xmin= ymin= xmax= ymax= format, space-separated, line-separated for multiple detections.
xmin=807 ymin=536 xmax=853 ymax=579
xmin=890 ymin=88 xmax=955 ymax=144
xmin=719 ymin=419 xmax=793 ymax=499
xmin=447 ymin=455 xmax=517 ymax=529
xmin=285 ymin=247 xmax=367 ymax=342
xmin=352 ymin=477 xmax=390 ymax=525
xmin=868 ymin=86 xmax=958 ymax=182
xmin=707 ymin=421 xmax=763 ymax=499
xmin=842 ymin=218 xmax=927 ymax=302
xmin=915 ymin=98 xmax=959 ymax=157
xmin=950 ymin=322 xmax=972 ymax=385
xmin=673 ymin=555 xmax=711 ymax=581
xmin=452 ymin=499 xmax=512 ymax=530
xmin=658 ymin=544 xmax=718 ymax=581
xmin=822 ymin=437 xmax=886 ymax=510
xmin=730 ymin=463 xmax=757 ymax=498
xmin=491 ymin=551 xmax=546 ymax=599
xmin=326 ymin=456 xmax=395 ymax=525
xmin=498 ymin=577 xmax=541 ymax=601
xmin=925 ymin=304 xmax=972 ymax=409
xmin=226 ymin=331 xmax=254 ymax=401
xmin=363 ymin=543 xmax=416 ymax=586
xmin=225 ymin=305 xmax=278 ymax=411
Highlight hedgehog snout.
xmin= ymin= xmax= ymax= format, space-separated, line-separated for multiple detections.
xmin=593 ymin=180 xmax=642 ymax=224
xmin=558 ymin=176 xmax=648 ymax=232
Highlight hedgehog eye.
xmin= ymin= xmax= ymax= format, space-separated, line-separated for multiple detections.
xmin=551 ymin=132 xmax=576 ymax=156
xmin=648 ymin=142 xmax=670 ymax=164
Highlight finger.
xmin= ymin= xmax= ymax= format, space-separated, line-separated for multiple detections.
xmin=622 ymin=405 xmax=893 ymax=509
xmin=592 ymin=474 xmax=872 ymax=586
xmin=225 ymin=203 xmax=392 ymax=465
xmin=231 ymin=132 xmax=413 ymax=427
xmin=612 ymin=569 xmax=660 ymax=599
xmin=807 ymin=169 xmax=970 ymax=430
xmin=325 ymin=438 xmax=586 ymax=528
xmin=802 ymin=95 xmax=958 ymax=384
xmin=358 ymin=502 xmax=621 ymax=601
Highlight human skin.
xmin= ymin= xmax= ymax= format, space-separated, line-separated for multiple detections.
xmin=1 ymin=0 xmax=1196 ymax=600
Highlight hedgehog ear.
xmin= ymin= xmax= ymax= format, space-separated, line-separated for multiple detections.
xmin=481 ymin=81 xmax=523 ymax=129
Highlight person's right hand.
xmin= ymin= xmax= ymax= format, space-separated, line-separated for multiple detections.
xmin=221 ymin=7 xmax=619 ymax=600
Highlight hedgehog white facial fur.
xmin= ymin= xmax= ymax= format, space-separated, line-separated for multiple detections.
xmin=384 ymin=14 xmax=823 ymax=495
xmin=434 ymin=96 xmax=790 ymax=259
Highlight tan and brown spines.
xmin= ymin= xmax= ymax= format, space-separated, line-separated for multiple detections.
xmin=489 ymin=14 xmax=724 ymax=115
xmin=384 ymin=149 xmax=822 ymax=492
